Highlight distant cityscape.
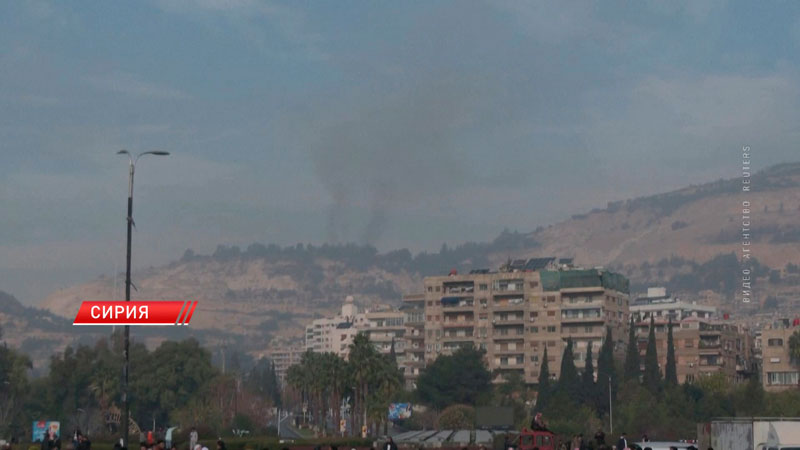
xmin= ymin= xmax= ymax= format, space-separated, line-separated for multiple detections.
xmin=265 ymin=257 xmax=799 ymax=393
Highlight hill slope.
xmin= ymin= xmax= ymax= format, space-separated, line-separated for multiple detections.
xmin=38 ymin=162 xmax=800 ymax=351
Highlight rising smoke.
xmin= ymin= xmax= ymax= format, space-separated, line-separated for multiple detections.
xmin=309 ymin=79 xmax=480 ymax=245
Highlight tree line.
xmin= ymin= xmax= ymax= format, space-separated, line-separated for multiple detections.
xmin=535 ymin=317 xmax=800 ymax=440
xmin=0 ymin=329 xmax=283 ymax=442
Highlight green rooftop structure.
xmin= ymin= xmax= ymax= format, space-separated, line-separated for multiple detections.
xmin=540 ymin=268 xmax=630 ymax=294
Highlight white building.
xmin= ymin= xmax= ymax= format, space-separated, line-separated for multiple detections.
xmin=630 ymin=287 xmax=716 ymax=322
xmin=304 ymin=296 xmax=406 ymax=361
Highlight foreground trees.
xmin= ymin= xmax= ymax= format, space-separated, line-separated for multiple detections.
xmin=286 ymin=333 xmax=403 ymax=435
xmin=415 ymin=346 xmax=492 ymax=410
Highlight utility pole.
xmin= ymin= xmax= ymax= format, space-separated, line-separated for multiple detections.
xmin=608 ymin=375 xmax=613 ymax=435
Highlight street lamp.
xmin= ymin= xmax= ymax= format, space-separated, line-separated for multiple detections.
xmin=117 ymin=150 xmax=169 ymax=448
xmin=608 ymin=375 xmax=613 ymax=435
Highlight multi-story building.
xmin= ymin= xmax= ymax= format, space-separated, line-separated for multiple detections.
xmin=304 ymin=296 xmax=407 ymax=361
xmin=400 ymin=293 xmax=426 ymax=389
xmin=633 ymin=317 xmax=752 ymax=384
xmin=630 ymin=287 xmax=716 ymax=322
xmin=262 ymin=345 xmax=304 ymax=386
xmin=304 ymin=296 xmax=360 ymax=357
xmin=759 ymin=319 xmax=800 ymax=392
xmin=419 ymin=259 xmax=630 ymax=384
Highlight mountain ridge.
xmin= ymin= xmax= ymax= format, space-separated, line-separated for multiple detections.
xmin=32 ymin=161 xmax=800 ymax=359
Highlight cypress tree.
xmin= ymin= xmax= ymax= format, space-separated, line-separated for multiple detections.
xmin=596 ymin=326 xmax=617 ymax=414
xmin=536 ymin=346 xmax=551 ymax=411
xmin=558 ymin=338 xmax=580 ymax=400
xmin=624 ymin=316 xmax=641 ymax=381
xmin=665 ymin=318 xmax=678 ymax=387
xmin=581 ymin=341 xmax=595 ymax=406
xmin=643 ymin=316 xmax=661 ymax=394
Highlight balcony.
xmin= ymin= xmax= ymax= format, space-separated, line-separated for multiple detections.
xmin=443 ymin=320 xmax=475 ymax=328
xmin=494 ymin=345 xmax=525 ymax=354
xmin=493 ymin=333 xmax=525 ymax=340
xmin=493 ymin=279 xmax=524 ymax=292
xmin=443 ymin=334 xmax=475 ymax=342
xmin=493 ymin=316 xmax=525 ymax=325
xmin=492 ymin=302 xmax=526 ymax=311
xmin=561 ymin=300 xmax=604 ymax=309
xmin=561 ymin=315 xmax=604 ymax=324
xmin=698 ymin=340 xmax=721 ymax=349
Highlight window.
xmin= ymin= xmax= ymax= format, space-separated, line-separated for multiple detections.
xmin=767 ymin=371 xmax=800 ymax=385
xmin=547 ymin=326 xmax=557 ymax=332
xmin=479 ymin=343 xmax=487 ymax=350
xmin=427 ymin=315 xmax=432 ymax=321
xmin=530 ymin=281 xmax=539 ymax=288
xmin=531 ymin=355 xmax=539 ymax=362
xmin=479 ymin=313 xmax=488 ymax=320
xmin=768 ymin=338 xmax=784 ymax=347
xmin=435 ymin=286 xmax=440 ymax=292
xmin=435 ymin=315 xmax=440 ymax=321
xmin=584 ymin=326 xmax=593 ymax=333
xmin=685 ymin=339 xmax=694 ymax=348
xmin=547 ymin=311 xmax=556 ymax=317
xmin=479 ymin=283 xmax=488 ymax=291
xmin=547 ymin=296 xmax=556 ymax=303
xmin=531 ymin=326 xmax=539 ymax=333
xmin=530 ymin=311 xmax=538 ymax=318
xmin=427 ymin=287 xmax=432 ymax=292
xmin=436 ymin=330 xmax=441 ymax=337
xmin=547 ymin=340 xmax=556 ymax=347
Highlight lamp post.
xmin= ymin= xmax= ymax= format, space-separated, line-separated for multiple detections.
xmin=608 ymin=375 xmax=613 ymax=435
xmin=117 ymin=150 xmax=169 ymax=448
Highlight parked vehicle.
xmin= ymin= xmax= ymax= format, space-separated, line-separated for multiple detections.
xmin=515 ymin=428 xmax=558 ymax=450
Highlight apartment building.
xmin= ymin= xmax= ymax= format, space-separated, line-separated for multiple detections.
xmin=262 ymin=345 xmax=304 ymax=386
xmin=419 ymin=258 xmax=630 ymax=384
xmin=400 ymin=293 xmax=426 ymax=389
xmin=304 ymin=296 xmax=407 ymax=361
xmin=759 ymin=319 xmax=800 ymax=392
xmin=630 ymin=287 xmax=716 ymax=322
xmin=633 ymin=317 xmax=752 ymax=384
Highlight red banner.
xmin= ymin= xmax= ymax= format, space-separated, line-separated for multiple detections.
xmin=73 ymin=301 xmax=198 ymax=326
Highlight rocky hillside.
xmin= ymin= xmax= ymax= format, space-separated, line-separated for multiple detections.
xmin=493 ymin=162 xmax=800 ymax=309
xmin=38 ymin=162 xmax=800 ymax=349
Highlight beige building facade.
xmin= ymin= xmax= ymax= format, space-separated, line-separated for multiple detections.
xmin=417 ymin=259 xmax=630 ymax=384
xmin=633 ymin=317 xmax=752 ymax=384
xmin=759 ymin=323 xmax=800 ymax=392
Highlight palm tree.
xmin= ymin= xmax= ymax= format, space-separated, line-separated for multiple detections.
xmin=348 ymin=333 xmax=380 ymax=435
xmin=374 ymin=354 xmax=403 ymax=435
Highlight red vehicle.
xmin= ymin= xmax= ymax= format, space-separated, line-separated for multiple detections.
xmin=515 ymin=428 xmax=559 ymax=450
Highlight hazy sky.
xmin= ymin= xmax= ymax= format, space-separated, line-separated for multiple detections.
xmin=2 ymin=0 xmax=800 ymax=303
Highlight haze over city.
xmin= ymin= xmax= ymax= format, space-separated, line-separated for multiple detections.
xmin=3 ymin=1 xmax=800 ymax=303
